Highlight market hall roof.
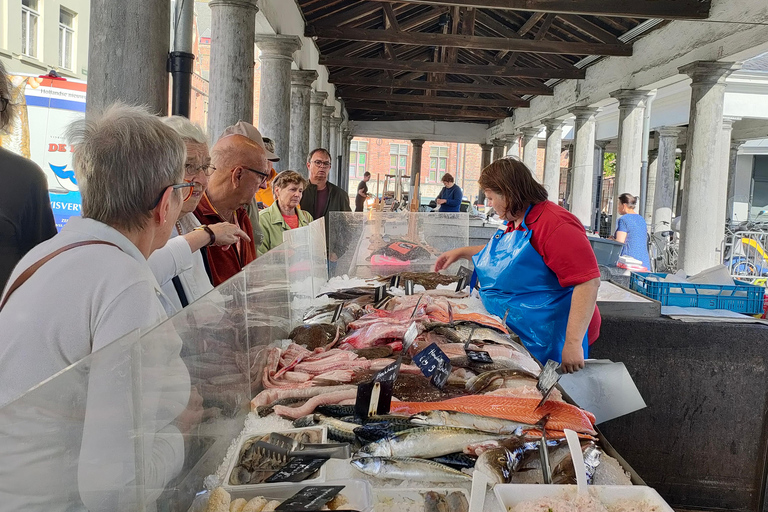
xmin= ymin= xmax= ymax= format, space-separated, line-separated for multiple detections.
xmin=296 ymin=0 xmax=713 ymax=123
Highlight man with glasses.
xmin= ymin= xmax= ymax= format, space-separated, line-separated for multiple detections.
xmin=0 ymin=60 xmax=57 ymax=291
xmin=300 ymin=148 xmax=352 ymax=270
xmin=193 ymin=132 xmax=270 ymax=285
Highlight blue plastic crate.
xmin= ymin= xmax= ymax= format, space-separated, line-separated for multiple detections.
xmin=629 ymin=271 xmax=764 ymax=315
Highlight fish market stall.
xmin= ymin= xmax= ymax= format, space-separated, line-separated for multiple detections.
xmin=0 ymin=218 xmax=666 ymax=512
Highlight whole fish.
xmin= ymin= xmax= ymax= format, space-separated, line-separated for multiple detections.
xmin=430 ymin=452 xmax=477 ymax=470
xmin=465 ymin=369 xmax=539 ymax=394
xmin=474 ymin=446 xmax=526 ymax=484
xmin=424 ymin=491 xmax=449 ymax=512
xmin=410 ymin=410 xmax=548 ymax=435
xmin=314 ymin=404 xmax=356 ymax=417
xmin=293 ymin=414 xmax=358 ymax=444
xmin=551 ymin=441 xmax=602 ymax=485
xmin=449 ymin=355 xmax=541 ymax=376
xmin=350 ymin=456 xmax=472 ymax=482
xmin=445 ymin=491 xmax=470 ymax=512
xmin=430 ymin=325 xmax=521 ymax=350
xmin=357 ymin=426 xmax=507 ymax=458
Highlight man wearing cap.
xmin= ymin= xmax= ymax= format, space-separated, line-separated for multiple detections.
xmin=193 ymin=125 xmax=272 ymax=286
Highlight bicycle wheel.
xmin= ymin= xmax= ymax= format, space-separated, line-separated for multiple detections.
xmin=649 ymin=239 xmax=663 ymax=272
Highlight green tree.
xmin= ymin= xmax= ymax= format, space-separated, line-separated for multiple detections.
xmin=603 ymin=152 xmax=616 ymax=177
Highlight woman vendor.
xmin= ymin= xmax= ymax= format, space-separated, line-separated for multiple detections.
xmin=435 ymin=158 xmax=601 ymax=373
xmin=258 ymin=170 xmax=314 ymax=255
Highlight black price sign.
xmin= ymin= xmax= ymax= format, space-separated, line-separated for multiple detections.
xmin=276 ymin=485 xmax=345 ymax=511
xmin=374 ymin=285 xmax=387 ymax=303
xmin=466 ymin=349 xmax=494 ymax=364
xmin=431 ymin=361 xmax=452 ymax=389
xmin=413 ymin=343 xmax=452 ymax=389
xmin=455 ymin=276 xmax=469 ymax=292
xmin=331 ymin=302 xmax=344 ymax=323
xmin=354 ymin=378 xmax=394 ymax=418
xmin=265 ymin=456 xmax=329 ymax=484
xmin=457 ymin=265 xmax=473 ymax=278
xmin=404 ymin=279 xmax=415 ymax=295
xmin=389 ymin=274 xmax=401 ymax=288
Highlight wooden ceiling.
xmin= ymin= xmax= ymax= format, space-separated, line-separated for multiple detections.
xmin=296 ymin=0 xmax=712 ymax=123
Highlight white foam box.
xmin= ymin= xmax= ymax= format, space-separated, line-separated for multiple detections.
xmin=495 ymin=484 xmax=674 ymax=511
xmin=189 ymin=479 xmax=374 ymax=512
xmin=374 ymin=488 xmax=471 ymax=512
xmin=222 ymin=426 xmax=328 ymax=491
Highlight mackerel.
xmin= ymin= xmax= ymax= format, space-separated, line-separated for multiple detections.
xmin=357 ymin=426 xmax=507 ymax=458
xmin=350 ymin=456 xmax=472 ymax=482
xmin=410 ymin=410 xmax=547 ymax=435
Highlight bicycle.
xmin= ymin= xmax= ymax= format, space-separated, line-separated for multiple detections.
xmin=648 ymin=221 xmax=678 ymax=273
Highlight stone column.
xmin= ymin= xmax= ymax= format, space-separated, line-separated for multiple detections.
xmin=492 ymin=139 xmax=506 ymax=161
xmin=718 ymin=117 xmax=739 ymax=224
xmin=505 ymin=133 xmax=521 ymax=158
xmin=206 ymin=0 xmax=259 ymax=140
xmin=593 ymin=141 xmax=609 ymax=231
xmin=521 ymin=128 xmax=541 ymax=180
xmin=288 ymin=70 xmax=318 ymax=175
xmin=674 ymin=148 xmax=686 ymax=217
xmin=609 ymin=89 xmax=648 ymax=229
xmin=255 ymin=35 xmax=301 ymax=172
xmin=477 ymin=143 xmax=493 ymax=204
xmin=678 ymin=61 xmax=741 ymax=274
xmin=329 ymin=116 xmax=343 ymax=185
xmin=309 ymin=91 xmax=327 ymax=152
xmin=410 ymin=139 xmax=425 ymax=190
xmin=321 ymin=106 xmax=334 ymax=150
xmin=569 ymin=107 xmax=600 ymax=227
xmin=653 ymin=127 xmax=683 ymax=228
xmin=341 ymin=129 xmax=352 ymax=192
xmin=543 ymin=119 xmax=565 ymax=202
xmin=87 ymin=0 xmax=173 ymax=115
xmin=727 ymin=140 xmax=745 ymax=223
xmin=644 ymin=148 xmax=658 ymax=223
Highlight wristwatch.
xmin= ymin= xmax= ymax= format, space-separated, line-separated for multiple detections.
xmin=194 ymin=225 xmax=216 ymax=246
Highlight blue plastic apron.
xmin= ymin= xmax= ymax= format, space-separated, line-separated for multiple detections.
xmin=470 ymin=205 xmax=588 ymax=364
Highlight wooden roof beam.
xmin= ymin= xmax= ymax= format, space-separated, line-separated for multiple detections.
xmin=329 ymin=75 xmax=554 ymax=96
xmin=306 ymin=25 xmax=632 ymax=56
xmin=320 ymin=55 xmax=584 ymax=80
xmin=338 ymin=90 xmax=528 ymax=108
xmin=364 ymin=0 xmax=711 ymax=20
xmin=345 ymin=101 xmax=505 ymax=119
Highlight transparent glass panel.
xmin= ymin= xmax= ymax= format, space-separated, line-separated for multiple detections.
xmin=328 ymin=211 xmax=470 ymax=278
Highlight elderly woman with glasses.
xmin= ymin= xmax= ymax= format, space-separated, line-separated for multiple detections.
xmin=257 ymin=171 xmax=314 ymax=255
xmin=148 ymin=116 xmax=250 ymax=312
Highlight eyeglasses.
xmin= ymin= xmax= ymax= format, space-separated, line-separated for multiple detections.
xmin=149 ymin=182 xmax=197 ymax=210
xmin=185 ymin=163 xmax=216 ymax=177
xmin=0 ymin=98 xmax=8 ymax=113
xmin=311 ymin=159 xmax=332 ymax=168
xmin=244 ymin=167 xmax=270 ymax=186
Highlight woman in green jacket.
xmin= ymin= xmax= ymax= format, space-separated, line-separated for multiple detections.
xmin=257 ymin=171 xmax=314 ymax=255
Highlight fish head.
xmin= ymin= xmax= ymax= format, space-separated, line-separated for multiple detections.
xmin=350 ymin=456 xmax=382 ymax=475
xmin=409 ymin=410 xmax=444 ymax=425
xmin=475 ymin=447 xmax=513 ymax=484
xmin=357 ymin=439 xmax=391 ymax=457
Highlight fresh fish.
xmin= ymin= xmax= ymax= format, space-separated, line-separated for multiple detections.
xmin=410 ymin=410 xmax=547 ymax=435
xmin=289 ymin=324 xmax=340 ymax=350
xmin=321 ymin=287 xmax=377 ymax=300
xmin=353 ymin=346 xmax=394 ymax=359
xmin=390 ymin=396 xmax=597 ymax=435
xmin=256 ymin=397 xmax=307 ymax=417
xmin=424 ymin=491 xmax=449 ymax=512
xmin=465 ymin=369 xmax=539 ymax=394
xmin=449 ymin=355 xmax=541 ymax=375
xmin=314 ymin=404 xmax=356 ymax=417
xmin=474 ymin=446 xmax=527 ymax=484
xmin=551 ymin=441 xmax=602 ymax=485
xmin=445 ymin=491 xmax=470 ymax=512
xmin=354 ymin=424 xmax=398 ymax=445
xmin=430 ymin=325 xmax=521 ymax=351
xmin=292 ymin=414 xmax=359 ymax=444
xmin=430 ymin=452 xmax=477 ymax=470
xmin=380 ymin=272 xmax=460 ymax=290
xmin=358 ymin=426 xmax=507 ymax=458
xmin=350 ymin=456 xmax=471 ymax=482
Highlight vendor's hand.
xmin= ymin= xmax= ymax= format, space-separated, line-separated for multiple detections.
xmin=436 ymin=199 xmax=446 ymax=205
xmin=560 ymin=342 xmax=585 ymax=374
xmin=208 ymin=222 xmax=251 ymax=250
xmin=435 ymin=248 xmax=462 ymax=272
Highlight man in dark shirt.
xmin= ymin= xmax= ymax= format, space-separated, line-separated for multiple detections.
xmin=0 ymin=61 xmax=57 ymax=290
xmin=355 ymin=172 xmax=371 ymax=212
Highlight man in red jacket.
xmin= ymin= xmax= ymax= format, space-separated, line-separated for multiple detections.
xmin=194 ymin=134 xmax=269 ymax=285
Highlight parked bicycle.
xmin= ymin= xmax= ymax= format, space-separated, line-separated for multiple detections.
xmin=648 ymin=221 xmax=678 ymax=273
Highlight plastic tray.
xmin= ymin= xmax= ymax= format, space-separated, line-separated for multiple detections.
xmin=374 ymin=487 xmax=470 ymax=512
xmin=222 ymin=426 xmax=328 ymax=491
xmin=189 ymin=479 xmax=374 ymax=512
xmin=495 ymin=484 xmax=673 ymax=511
xmin=630 ymin=271 xmax=763 ymax=314
xmin=589 ymin=237 xmax=624 ymax=267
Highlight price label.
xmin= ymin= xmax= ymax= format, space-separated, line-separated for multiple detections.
xmin=354 ymin=378 xmax=394 ymax=418
xmin=465 ymin=349 xmax=493 ymax=364
xmin=431 ymin=361 xmax=452 ymax=389
xmin=457 ymin=265 xmax=473 ymax=278
xmin=331 ymin=302 xmax=344 ymax=323
xmin=404 ymin=279 xmax=415 ymax=295
xmin=413 ymin=343 xmax=452 ymax=389
xmin=276 ymin=485 xmax=345 ymax=511
xmin=265 ymin=456 xmax=329 ymax=484
xmin=374 ymin=285 xmax=387 ymax=303
xmin=389 ymin=274 xmax=401 ymax=288
xmin=455 ymin=276 xmax=468 ymax=292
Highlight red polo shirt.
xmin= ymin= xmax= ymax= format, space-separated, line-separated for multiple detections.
xmin=193 ymin=192 xmax=257 ymax=286
xmin=507 ymin=201 xmax=602 ymax=344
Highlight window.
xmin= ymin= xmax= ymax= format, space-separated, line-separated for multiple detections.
xmin=389 ymin=143 xmax=408 ymax=175
xmin=429 ymin=146 xmax=449 ymax=182
xmin=349 ymin=140 xmax=368 ymax=179
xmin=22 ymin=0 xmax=40 ymax=59
xmin=59 ymin=8 xmax=76 ymax=70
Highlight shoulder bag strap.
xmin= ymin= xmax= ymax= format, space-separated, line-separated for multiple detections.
xmin=0 ymin=240 xmax=121 ymax=312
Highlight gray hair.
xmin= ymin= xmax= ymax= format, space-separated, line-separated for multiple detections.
xmin=162 ymin=115 xmax=207 ymax=145
xmin=0 ymin=60 xmax=16 ymax=133
xmin=307 ymin=147 xmax=330 ymax=163
xmin=67 ymin=103 xmax=185 ymax=231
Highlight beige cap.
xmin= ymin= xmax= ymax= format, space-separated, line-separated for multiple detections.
xmin=219 ymin=120 xmax=280 ymax=161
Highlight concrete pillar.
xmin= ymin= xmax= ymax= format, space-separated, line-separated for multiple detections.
xmin=718 ymin=117 xmax=739 ymax=224
xmin=593 ymin=141 xmax=609 ymax=232
xmin=505 ymin=134 xmax=521 ymax=158
xmin=644 ymin=148 xmax=658 ymax=223
xmin=674 ymin=148 xmax=686 ymax=217
xmin=321 ymin=106 xmax=334 ymax=150
xmin=653 ymin=127 xmax=682 ymax=228
xmin=543 ymin=119 xmax=565 ymax=202
xmin=521 ymin=128 xmax=541 ymax=180
xmin=609 ymin=89 xmax=648 ymax=229
xmin=492 ymin=139 xmax=506 ymax=161
xmin=255 ymin=35 xmax=301 ymax=172
xmin=206 ymin=0 xmax=258 ymax=141
xmin=288 ymin=70 xmax=318 ymax=175
xmin=341 ymin=129 xmax=352 ymax=192
xmin=569 ymin=107 xmax=600 ymax=227
xmin=410 ymin=139 xmax=425 ymax=190
xmin=329 ymin=116 xmax=343 ymax=185
xmin=309 ymin=90 xmax=327 ymax=152
xmin=727 ymin=140 xmax=746 ymax=223
xmin=87 ymin=0 xmax=172 ymax=115
xmin=678 ymin=61 xmax=741 ymax=274
xmin=477 ymin=143 xmax=493 ymax=204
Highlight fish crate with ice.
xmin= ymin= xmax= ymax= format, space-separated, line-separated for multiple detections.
xmin=629 ymin=272 xmax=764 ymax=314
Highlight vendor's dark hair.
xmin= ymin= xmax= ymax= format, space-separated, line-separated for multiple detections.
xmin=442 ymin=173 xmax=454 ymax=183
xmin=478 ymin=158 xmax=547 ymax=217
xmin=619 ymin=193 xmax=637 ymax=207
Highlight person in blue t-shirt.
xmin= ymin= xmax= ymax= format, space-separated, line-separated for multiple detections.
xmin=435 ymin=173 xmax=463 ymax=213
xmin=615 ymin=192 xmax=651 ymax=270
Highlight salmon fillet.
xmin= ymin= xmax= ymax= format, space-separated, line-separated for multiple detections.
xmin=390 ymin=396 xmax=597 ymax=435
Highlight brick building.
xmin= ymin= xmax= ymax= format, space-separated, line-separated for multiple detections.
xmin=348 ymin=138 xmax=483 ymax=203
